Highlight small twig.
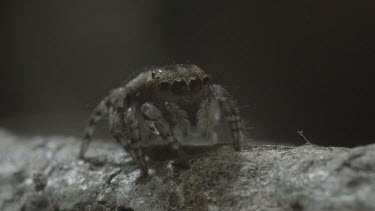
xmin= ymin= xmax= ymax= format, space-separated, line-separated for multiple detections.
xmin=297 ymin=130 xmax=312 ymax=145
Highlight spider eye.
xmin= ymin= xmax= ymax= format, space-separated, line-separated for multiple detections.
xmin=159 ymin=81 xmax=170 ymax=90
xmin=189 ymin=78 xmax=203 ymax=92
xmin=151 ymin=71 xmax=156 ymax=78
xmin=171 ymin=79 xmax=188 ymax=94
xmin=203 ymin=76 xmax=210 ymax=85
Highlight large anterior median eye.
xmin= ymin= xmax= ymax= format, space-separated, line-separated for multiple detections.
xmin=189 ymin=78 xmax=203 ymax=92
xmin=171 ymin=79 xmax=188 ymax=94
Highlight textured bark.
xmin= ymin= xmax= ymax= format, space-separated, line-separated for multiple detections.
xmin=1 ymin=130 xmax=374 ymax=211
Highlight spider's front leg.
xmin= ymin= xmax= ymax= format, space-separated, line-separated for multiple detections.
xmin=165 ymin=102 xmax=190 ymax=136
xmin=211 ymin=85 xmax=245 ymax=151
xmin=109 ymin=108 xmax=138 ymax=164
xmin=141 ymin=102 xmax=188 ymax=165
xmin=124 ymin=106 xmax=149 ymax=177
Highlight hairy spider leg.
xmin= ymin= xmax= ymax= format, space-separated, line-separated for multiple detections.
xmin=79 ymin=71 xmax=149 ymax=159
xmin=141 ymin=102 xmax=188 ymax=164
xmin=109 ymin=108 xmax=138 ymax=162
xmin=79 ymin=96 xmax=112 ymax=158
xmin=124 ymin=106 xmax=149 ymax=177
xmin=211 ymin=85 xmax=245 ymax=151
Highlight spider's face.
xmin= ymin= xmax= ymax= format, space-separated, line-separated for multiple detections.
xmin=146 ymin=64 xmax=210 ymax=95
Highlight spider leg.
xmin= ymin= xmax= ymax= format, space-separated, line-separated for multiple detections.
xmin=79 ymin=71 xmax=150 ymax=159
xmin=79 ymin=96 xmax=112 ymax=158
xmin=211 ymin=85 xmax=245 ymax=151
xmin=197 ymin=98 xmax=220 ymax=139
xmin=109 ymin=108 xmax=137 ymax=163
xmin=141 ymin=102 xmax=188 ymax=163
xmin=165 ymin=102 xmax=190 ymax=136
xmin=124 ymin=106 xmax=149 ymax=177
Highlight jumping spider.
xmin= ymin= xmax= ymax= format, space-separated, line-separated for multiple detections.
xmin=79 ymin=64 xmax=246 ymax=177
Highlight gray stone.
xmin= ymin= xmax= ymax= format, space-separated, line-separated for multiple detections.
xmin=0 ymin=129 xmax=375 ymax=211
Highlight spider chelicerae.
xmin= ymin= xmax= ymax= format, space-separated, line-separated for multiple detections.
xmin=79 ymin=64 xmax=246 ymax=177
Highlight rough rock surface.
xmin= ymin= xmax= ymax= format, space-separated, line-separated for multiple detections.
xmin=1 ymin=129 xmax=375 ymax=211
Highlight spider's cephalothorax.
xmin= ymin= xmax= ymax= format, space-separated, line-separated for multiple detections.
xmin=79 ymin=64 xmax=246 ymax=177
xmin=145 ymin=65 xmax=210 ymax=125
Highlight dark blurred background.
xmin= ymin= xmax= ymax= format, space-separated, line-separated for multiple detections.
xmin=1 ymin=0 xmax=374 ymax=147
